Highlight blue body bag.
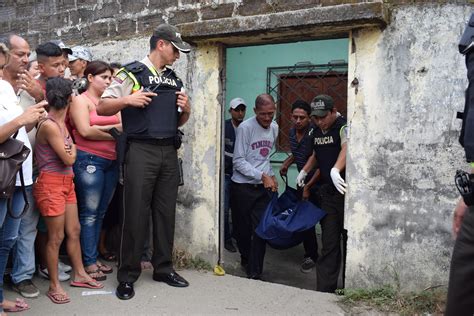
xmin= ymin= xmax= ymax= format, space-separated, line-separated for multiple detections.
xmin=255 ymin=184 xmax=326 ymax=250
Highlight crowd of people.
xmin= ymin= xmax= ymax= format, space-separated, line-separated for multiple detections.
xmin=0 ymin=22 xmax=192 ymax=312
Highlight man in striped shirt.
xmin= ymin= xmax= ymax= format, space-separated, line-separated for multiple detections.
xmin=280 ymin=100 xmax=319 ymax=274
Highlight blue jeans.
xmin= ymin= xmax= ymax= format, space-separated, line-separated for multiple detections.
xmin=74 ymin=150 xmax=119 ymax=267
xmin=224 ymin=174 xmax=232 ymax=241
xmin=0 ymin=188 xmax=25 ymax=311
xmin=11 ymin=185 xmax=38 ymax=284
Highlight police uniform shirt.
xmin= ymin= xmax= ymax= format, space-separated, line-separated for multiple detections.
xmin=102 ymin=57 xmax=164 ymax=99
xmin=312 ymin=117 xmax=347 ymax=184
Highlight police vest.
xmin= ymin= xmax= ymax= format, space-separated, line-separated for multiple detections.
xmin=119 ymin=61 xmax=183 ymax=139
xmin=313 ymin=116 xmax=347 ymax=185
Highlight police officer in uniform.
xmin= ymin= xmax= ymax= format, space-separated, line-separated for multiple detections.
xmin=445 ymin=13 xmax=474 ymax=315
xmin=97 ymin=23 xmax=191 ymax=300
xmin=297 ymin=94 xmax=347 ymax=293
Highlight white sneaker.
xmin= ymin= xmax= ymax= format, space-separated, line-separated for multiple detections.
xmin=38 ymin=266 xmax=71 ymax=282
xmin=58 ymin=261 xmax=72 ymax=273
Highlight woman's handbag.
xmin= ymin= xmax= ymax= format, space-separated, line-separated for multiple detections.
xmin=0 ymin=132 xmax=31 ymax=219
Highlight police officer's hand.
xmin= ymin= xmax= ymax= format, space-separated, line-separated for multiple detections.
xmin=125 ymin=87 xmax=156 ymax=108
xmin=176 ymin=90 xmax=190 ymax=114
xmin=453 ymin=198 xmax=468 ymax=239
xmin=296 ymin=169 xmax=308 ymax=187
xmin=330 ymin=167 xmax=347 ymax=194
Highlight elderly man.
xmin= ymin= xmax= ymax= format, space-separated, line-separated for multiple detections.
xmin=231 ymin=94 xmax=278 ymax=280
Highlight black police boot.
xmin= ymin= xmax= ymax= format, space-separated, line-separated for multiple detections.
xmin=116 ymin=282 xmax=134 ymax=300
xmin=153 ymin=271 xmax=189 ymax=287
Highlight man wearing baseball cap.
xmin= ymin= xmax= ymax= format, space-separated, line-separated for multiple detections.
xmin=97 ymin=23 xmax=192 ymax=300
xmin=68 ymin=46 xmax=92 ymax=79
xmin=224 ymin=98 xmax=247 ymax=253
xmin=297 ymin=94 xmax=348 ymax=293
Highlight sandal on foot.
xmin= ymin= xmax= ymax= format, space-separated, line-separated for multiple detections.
xmin=70 ymin=280 xmax=104 ymax=289
xmin=99 ymin=251 xmax=116 ymax=262
xmin=3 ymin=298 xmax=30 ymax=312
xmin=47 ymin=291 xmax=70 ymax=304
xmin=97 ymin=261 xmax=113 ymax=274
xmin=85 ymin=269 xmax=107 ymax=281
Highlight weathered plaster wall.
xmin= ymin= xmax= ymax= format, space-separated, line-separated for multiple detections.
xmin=345 ymin=4 xmax=472 ymax=290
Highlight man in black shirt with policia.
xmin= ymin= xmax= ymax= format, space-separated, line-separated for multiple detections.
xmin=296 ymin=94 xmax=347 ymax=293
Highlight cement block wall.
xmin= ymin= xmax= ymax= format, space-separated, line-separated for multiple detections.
xmin=345 ymin=4 xmax=472 ymax=290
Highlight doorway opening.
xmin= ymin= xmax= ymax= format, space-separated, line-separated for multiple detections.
xmin=222 ymin=38 xmax=348 ymax=290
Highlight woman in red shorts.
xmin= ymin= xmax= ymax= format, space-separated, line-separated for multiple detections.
xmin=34 ymin=77 xmax=103 ymax=304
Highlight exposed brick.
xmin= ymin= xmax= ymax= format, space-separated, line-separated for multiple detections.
xmin=0 ymin=0 xmax=17 ymax=6
xmin=77 ymin=7 xmax=95 ymax=25
xmin=15 ymin=0 xmax=35 ymax=5
xmin=120 ymin=0 xmax=148 ymax=13
xmin=50 ymin=12 xmax=71 ymax=31
xmin=28 ymin=18 xmax=51 ymax=35
xmin=81 ymin=21 xmax=111 ymax=42
xmin=59 ymin=27 xmax=84 ymax=46
xmin=149 ymin=0 xmax=177 ymax=9
xmin=116 ymin=18 xmax=138 ymax=40
xmin=94 ymin=2 xmax=120 ymax=19
xmin=15 ymin=4 xmax=36 ymax=19
xmin=201 ymin=3 xmax=235 ymax=21
xmin=138 ymin=13 xmax=165 ymax=34
xmin=0 ymin=21 xmax=10 ymax=34
xmin=10 ymin=19 xmax=29 ymax=35
xmin=180 ymin=0 xmax=209 ymax=6
xmin=268 ymin=0 xmax=321 ymax=12
xmin=56 ymin=0 xmax=76 ymax=10
xmin=237 ymin=0 xmax=274 ymax=16
xmin=168 ymin=9 xmax=199 ymax=25
xmin=24 ymin=33 xmax=40 ymax=48
xmin=67 ymin=10 xmax=81 ymax=27
xmin=320 ymin=0 xmax=357 ymax=6
xmin=35 ymin=0 xmax=55 ymax=15
xmin=0 ymin=7 xmax=16 ymax=21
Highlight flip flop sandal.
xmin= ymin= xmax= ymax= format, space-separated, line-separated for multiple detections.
xmin=85 ymin=269 xmax=107 ymax=281
xmin=47 ymin=291 xmax=70 ymax=304
xmin=100 ymin=251 xmax=117 ymax=262
xmin=97 ymin=262 xmax=113 ymax=274
xmin=3 ymin=298 xmax=30 ymax=312
xmin=70 ymin=280 xmax=104 ymax=289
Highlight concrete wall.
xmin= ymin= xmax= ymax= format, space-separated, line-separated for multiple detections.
xmin=345 ymin=4 xmax=472 ymax=290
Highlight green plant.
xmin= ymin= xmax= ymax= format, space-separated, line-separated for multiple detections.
xmin=172 ymin=248 xmax=212 ymax=271
xmin=337 ymin=285 xmax=447 ymax=315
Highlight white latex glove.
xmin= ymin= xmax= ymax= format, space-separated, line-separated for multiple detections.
xmin=296 ymin=169 xmax=308 ymax=187
xmin=330 ymin=167 xmax=347 ymax=194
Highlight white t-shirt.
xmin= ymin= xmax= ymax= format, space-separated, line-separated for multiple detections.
xmin=0 ymin=80 xmax=33 ymax=186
